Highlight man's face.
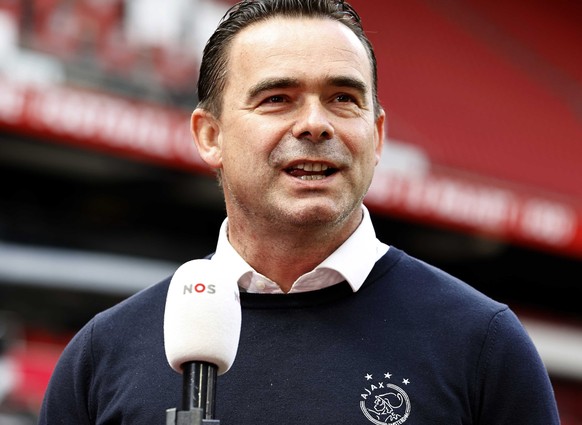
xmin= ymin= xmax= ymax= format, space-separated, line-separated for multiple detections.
xmin=203 ymin=17 xmax=384 ymax=231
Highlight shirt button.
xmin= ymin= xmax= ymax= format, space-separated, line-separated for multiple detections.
xmin=255 ymin=280 xmax=266 ymax=290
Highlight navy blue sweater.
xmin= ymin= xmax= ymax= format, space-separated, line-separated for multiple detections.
xmin=39 ymin=247 xmax=559 ymax=424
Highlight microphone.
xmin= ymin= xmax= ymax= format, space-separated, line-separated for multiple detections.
xmin=164 ymin=259 xmax=241 ymax=425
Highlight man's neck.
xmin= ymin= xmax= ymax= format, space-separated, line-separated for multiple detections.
xmin=227 ymin=212 xmax=362 ymax=293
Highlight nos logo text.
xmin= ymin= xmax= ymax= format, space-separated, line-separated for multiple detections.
xmin=183 ymin=283 xmax=216 ymax=295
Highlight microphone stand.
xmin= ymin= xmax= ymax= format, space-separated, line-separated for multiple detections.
xmin=166 ymin=362 xmax=220 ymax=425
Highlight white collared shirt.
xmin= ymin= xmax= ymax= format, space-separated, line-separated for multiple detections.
xmin=210 ymin=206 xmax=389 ymax=294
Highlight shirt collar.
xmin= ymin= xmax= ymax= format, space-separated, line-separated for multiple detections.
xmin=211 ymin=205 xmax=388 ymax=294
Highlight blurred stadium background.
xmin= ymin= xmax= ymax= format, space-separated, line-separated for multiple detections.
xmin=0 ymin=0 xmax=581 ymax=423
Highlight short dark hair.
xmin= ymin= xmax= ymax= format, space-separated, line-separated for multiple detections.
xmin=197 ymin=0 xmax=380 ymax=118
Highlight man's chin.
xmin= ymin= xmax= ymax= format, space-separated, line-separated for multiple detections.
xmin=273 ymin=200 xmax=357 ymax=229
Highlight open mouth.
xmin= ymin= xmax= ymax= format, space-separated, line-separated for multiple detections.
xmin=285 ymin=162 xmax=338 ymax=181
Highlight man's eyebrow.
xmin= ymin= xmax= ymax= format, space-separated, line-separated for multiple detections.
xmin=327 ymin=76 xmax=368 ymax=98
xmin=247 ymin=77 xmax=301 ymax=99
xmin=246 ymin=75 xmax=369 ymax=101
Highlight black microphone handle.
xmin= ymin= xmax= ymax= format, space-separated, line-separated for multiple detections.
xmin=182 ymin=361 xmax=218 ymax=419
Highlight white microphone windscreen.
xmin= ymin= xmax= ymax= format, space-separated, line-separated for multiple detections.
xmin=163 ymin=259 xmax=241 ymax=375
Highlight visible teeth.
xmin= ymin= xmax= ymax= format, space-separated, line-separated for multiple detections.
xmin=299 ymin=175 xmax=325 ymax=181
xmin=294 ymin=162 xmax=329 ymax=171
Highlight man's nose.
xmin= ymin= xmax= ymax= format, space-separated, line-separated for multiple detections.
xmin=291 ymin=99 xmax=335 ymax=142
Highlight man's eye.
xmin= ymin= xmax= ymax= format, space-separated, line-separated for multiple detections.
xmin=264 ymin=95 xmax=286 ymax=103
xmin=336 ymin=94 xmax=356 ymax=103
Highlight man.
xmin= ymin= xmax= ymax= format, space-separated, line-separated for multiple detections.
xmin=40 ymin=1 xmax=560 ymax=424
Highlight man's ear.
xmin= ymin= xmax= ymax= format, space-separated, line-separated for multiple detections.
xmin=373 ymin=109 xmax=386 ymax=165
xmin=191 ymin=108 xmax=222 ymax=169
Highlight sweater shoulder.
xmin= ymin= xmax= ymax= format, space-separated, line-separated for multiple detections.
xmin=96 ymin=276 xmax=170 ymax=321
xmin=368 ymin=246 xmax=508 ymax=318
xmin=88 ymin=276 xmax=171 ymax=349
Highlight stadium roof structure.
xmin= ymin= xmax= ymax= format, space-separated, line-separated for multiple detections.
xmin=1 ymin=0 xmax=581 ymax=258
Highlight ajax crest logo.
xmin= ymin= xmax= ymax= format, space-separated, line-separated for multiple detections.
xmin=360 ymin=372 xmax=411 ymax=425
